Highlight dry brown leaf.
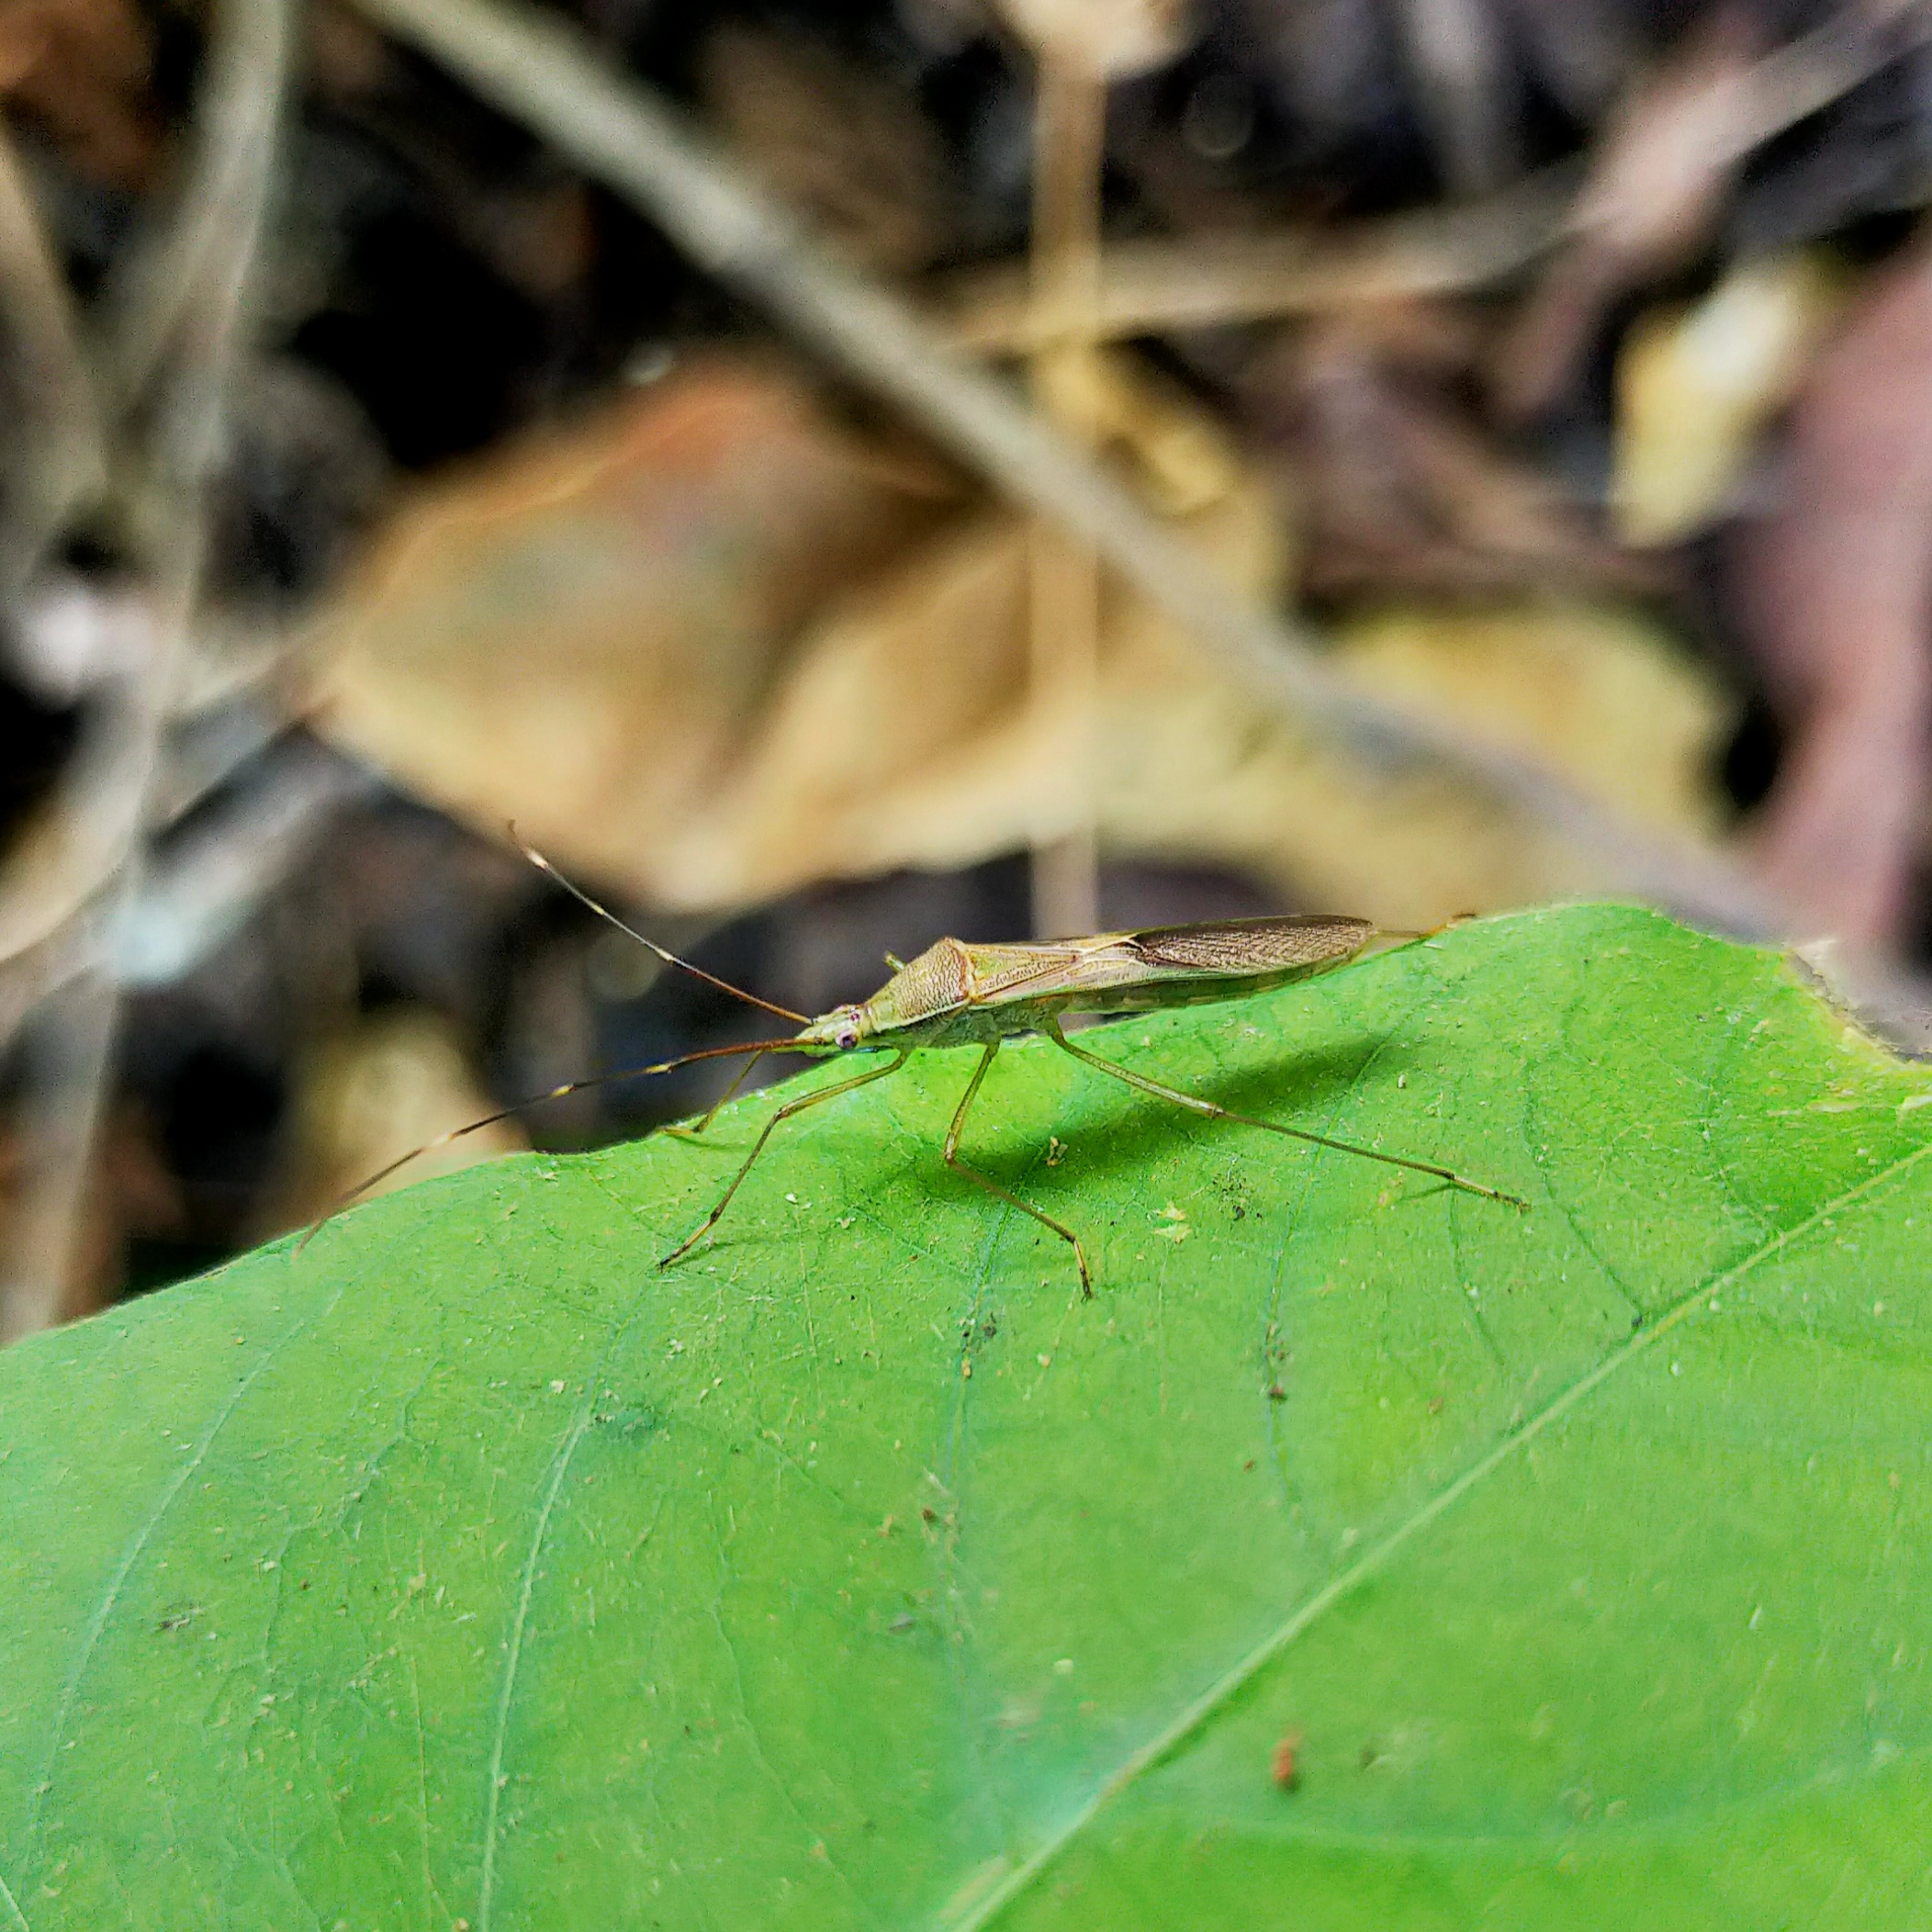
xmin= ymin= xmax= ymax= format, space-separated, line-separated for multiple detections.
xmin=663 ymin=501 xmax=1727 ymax=928
xmin=1106 ymin=589 xmax=1729 ymax=927
xmin=1332 ymin=602 xmax=1732 ymax=839
xmin=1614 ymin=250 xmax=1841 ymax=545
xmin=309 ymin=360 xmax=961 ymax=891
xmin=1728 ymin=233 xmax=1932 ymax=947
xmin=310 ymin=351 xmax=1728 ymax=932
xmin=0 ymin=0 xmax=157 ymax=186
xmin=617 ymin=352 xmax=1724 ymax=927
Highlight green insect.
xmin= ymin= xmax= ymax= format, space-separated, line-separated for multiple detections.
xmin=327 ymin=839 xmax=1528 ymax=1291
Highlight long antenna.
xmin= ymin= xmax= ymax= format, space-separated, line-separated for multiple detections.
xmin=511 ymin=826 xmax=809 ymax=1025
xmin=297 ymin=1034 xmax=811 ymax=1251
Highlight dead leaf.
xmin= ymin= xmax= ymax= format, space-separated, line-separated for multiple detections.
xmin=1614 ymin=250 xmax=1841 ymax=545
xmin=1333 ymin=602 xmax=1732 ymax=839
xmin=309 ymin=360 xmax=960 ymax=891
xmin=309 ymin=350 xmax=1729 ymax=932
xmin=645 ymin=355 xmax=1725 ymax=927
xmin=0 ymin=0 xmax=157 ymax=187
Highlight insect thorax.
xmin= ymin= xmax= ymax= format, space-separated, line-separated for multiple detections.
xmin=867 ymin=938 xmax=974 ymax=1030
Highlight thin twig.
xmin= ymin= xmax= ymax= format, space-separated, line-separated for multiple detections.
xmin=1727 ymin=0 xmax=1932 ymax=167
xmin=1026 ymin=46 xmax=1104 ymax=940
xmin=0 ymin=125 xmax=105 ymax=589
xmin=949 ymin=4 xmax=1932 ymax=356
xmin=1398 ymin=0 xmax=1516 ymax=195
xmin=0 ymin=0 xmax=291 ymax=1343
xmin=947 ymin=167 xmax=1575 ymax=355
xmin=100 ymin=0 xmax=289 ymax=423
xmin=0 ymin=588 xmax=160 ymax=977
xmin=345 ymin=0 xmax=1779 ymax=937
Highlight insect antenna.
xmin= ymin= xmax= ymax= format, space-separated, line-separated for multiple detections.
xmin=297 ymin=1035 xmax=806 ymax=1251
xmin=511 ymin=827 xmax=808 ymax=1025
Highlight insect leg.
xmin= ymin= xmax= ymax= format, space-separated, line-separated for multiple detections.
xmin=942 ymin=1041 xmax=1093 ymax=1297
xmin=659 ymin=1050 xmax=909 ymax=1269
xmin=1042 ymin=1018 xmax=1528 ymax=1210
xmin=662 ymin=1050 xmax=767 ymax=1141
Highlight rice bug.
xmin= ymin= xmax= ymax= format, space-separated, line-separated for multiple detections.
xmin=314 ymin=837 xmax=1528 ymax=1292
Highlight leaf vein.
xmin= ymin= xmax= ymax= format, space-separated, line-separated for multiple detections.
xmin=18 ymin=1282 xmax=346 ymax=1885
xmin=949 ymin=1133 xmax=1932 ymax=1930
xmin=472 ymin=1252 xmax=677 ymax=1931
xmin=475 ymin=1397 xmax=596 ymax=1932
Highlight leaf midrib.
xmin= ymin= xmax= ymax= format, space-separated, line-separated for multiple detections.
xmin=945 ymin=1133 xmax=1932 ymax=1932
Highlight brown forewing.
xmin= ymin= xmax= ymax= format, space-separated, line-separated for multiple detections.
xmin=1127 ymin=915 xmax=1374 ymax=975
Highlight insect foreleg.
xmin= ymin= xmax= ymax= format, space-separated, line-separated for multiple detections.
xmin=663 ymin=1050 xmax=769 ymax=1142
xmin=659 ymin=1050 xmax=909 ymax=1269
xmin=1042 ymin=1017 xmax=1528 ymax=1211
xmin=942 ymin=1041 xmax=1093 ymax=1297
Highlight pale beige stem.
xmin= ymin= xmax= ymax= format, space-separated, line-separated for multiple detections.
xmin=1028 ymin=49 xmax=1105 ymax=941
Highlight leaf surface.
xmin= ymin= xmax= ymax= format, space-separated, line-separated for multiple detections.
xmin=4 ymin=904 xmax=1931 ymax=1930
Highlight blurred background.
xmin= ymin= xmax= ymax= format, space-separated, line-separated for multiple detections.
xmin=1 ymin=0 xmax=1928 ymax=1338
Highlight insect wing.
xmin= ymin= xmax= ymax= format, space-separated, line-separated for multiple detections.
xmin=951 ymin=937 xmax=1137 ymax=1007
xmin=1126 ymin=915 xmax=1374 ymax=977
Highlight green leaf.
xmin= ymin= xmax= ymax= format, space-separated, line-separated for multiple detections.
xmin=5 ymin=903 xmax=1932 ymax=1931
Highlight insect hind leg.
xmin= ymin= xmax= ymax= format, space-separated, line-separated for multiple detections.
xmin=943 ymin=1041 xmax=1093 ymax=1296
xmin=1042 ymin=1017 xmax=1526 ymax=1210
